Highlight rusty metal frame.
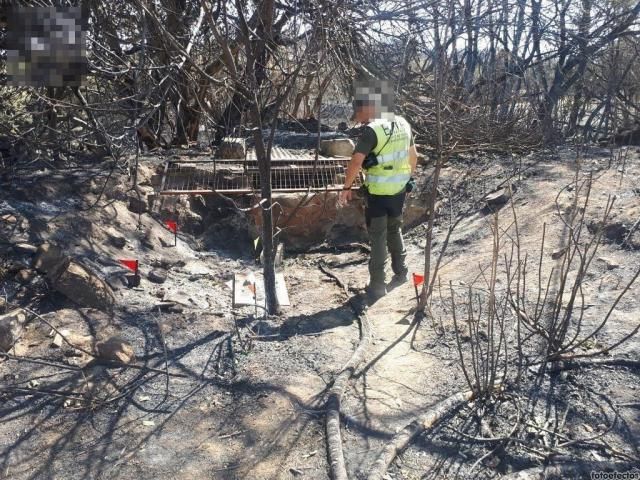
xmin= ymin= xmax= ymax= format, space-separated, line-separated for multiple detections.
xmin=158 ymin=157 xmax=363 ymax=195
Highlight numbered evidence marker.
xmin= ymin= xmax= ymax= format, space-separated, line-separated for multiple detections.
xmin=232 ymin=272 xmax=290 ymax=308
xmin=120 ymin=259 xmax=140 ymax=287
xmin=164 ymin=220 xmax=178 ymax=246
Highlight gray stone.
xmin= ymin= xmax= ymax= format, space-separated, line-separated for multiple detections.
xmin=50 ymin=261 xmax=116 ymax=312
xmin=14 ymin=269 xmax=36 ymax=284
xmin=0 ymin=309 xmax=29 ymax=352
xmin=13 ymin=243 xmax=38 ymax=255
xmin=484 ymin=188 xmax=512 ymax=207
xmin=148 ymin=269 xmax=167 ymax=284
xmin=403 ymin=187 xmax=432 ymax=229
xmin=597 ymin=257 xmax=619 ymax=270
xmin=32 ymin=243 xmax=68 ymax=276
xmin=106 ymin=229 xmax=126 ymax=249
xmin=320 ymin=138 xmax=354 ymax=157
xmin=1 ymin=214 xmax=18 ymax=224
xmin=551 ymin=247 xmax=568 ymax=260
xmin=96 ymin=337 xmax=135 ymax=364
xmin=128 ymin=195 xmax=148 ymax=214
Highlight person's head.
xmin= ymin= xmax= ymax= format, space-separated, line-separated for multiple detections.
xmin=351 ymin=78 xmax=395 ymax=123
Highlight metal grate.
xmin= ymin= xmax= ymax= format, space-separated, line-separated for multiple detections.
xmin=159 ymin=149 xmax=362 ymax=195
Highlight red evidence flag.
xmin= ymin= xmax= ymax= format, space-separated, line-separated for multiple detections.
xmin=120 ymin=259 xmax=139 ymax=273
xmin=165 ymin=220 xmax=177 ymax=233
xmin=412 ymin=273 xmax=425 ymax=286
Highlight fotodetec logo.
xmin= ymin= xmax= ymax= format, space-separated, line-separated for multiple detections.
xmin=591 ymin=471 xmax=640 ymax=480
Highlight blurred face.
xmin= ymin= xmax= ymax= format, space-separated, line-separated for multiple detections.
xmin=352 ymin=102 xmax=376 ymax=123
xmin=352 ymin=79 xmax=395 ymax=123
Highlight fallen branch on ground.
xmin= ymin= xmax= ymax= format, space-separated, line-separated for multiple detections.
xmin=367 ymin=389 xmax=476 ymax=480
xmin=319 ymin=262 xmax=373 ymax=480
xmin=546 ymin=357 xmax=640 ymax=372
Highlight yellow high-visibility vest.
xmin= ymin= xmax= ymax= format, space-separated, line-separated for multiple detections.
xmin=364 ymin=116 xmax=412 ymax=196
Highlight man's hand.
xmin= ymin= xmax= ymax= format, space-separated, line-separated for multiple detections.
xmin=339 ymin=189 xmax=353 ymax=204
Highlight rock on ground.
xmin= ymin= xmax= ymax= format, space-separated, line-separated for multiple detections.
xmin=51 ymin=261 xmax=116 ymax=312
xmin=0 ymin=309 xmax=29 ymax=352
xmin=320 ymin=138 xmax=354 ymax=157
xmin=96 ymin=337 xmax=135 ymax=364
xmin=128 ymin=194 xmax=148 ymax=214
xmin=13 ymin=243 xmax=38 ymax=255
xmin=148 ymin=269 xmax=167 ymax=284
xmin=484 ymin=187 xmax=512 ymax=208
xmin=105 ymin=228 xmax=127 ymax=249
xmin=32 ymin=243 xmax=116 ymax=311
xmin=14 ymin=269 xmax=36 ymax=284
xmin=33 ymin=243 xmax=68 ymax=276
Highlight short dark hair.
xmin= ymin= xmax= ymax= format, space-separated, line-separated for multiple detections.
xmin=353 ymin=99 xmax=374 ymax=109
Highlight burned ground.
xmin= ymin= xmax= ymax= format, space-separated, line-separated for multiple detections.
xmin=1 ymin=144 xmax=639 ymax=480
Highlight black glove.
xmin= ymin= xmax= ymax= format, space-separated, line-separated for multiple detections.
xmin=405 ymin=176 xmax=417 ymax=193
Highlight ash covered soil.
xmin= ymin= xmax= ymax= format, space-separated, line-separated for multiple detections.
xmin=1 ymin=144 xmax=639 ymax=479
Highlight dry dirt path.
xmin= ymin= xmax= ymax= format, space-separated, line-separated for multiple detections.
xmin=327 ymin=149 xmax=640 ymax=479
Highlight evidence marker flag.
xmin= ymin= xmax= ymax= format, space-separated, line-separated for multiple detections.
xmin=412 ymin=272 xmax=424 ymax=305
xmin=165 ymin=220 xmax=178 ymax=245
xmin=120 ymin=259 xmax=139 ymax=276
xmin=165 ymin=220 xmax=177 ymax=233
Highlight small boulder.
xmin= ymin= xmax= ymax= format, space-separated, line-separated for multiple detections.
xmin=51 ymin=331 xmax=66 ymax=348
xmin=484 ymin=187 xmax=512 ymax=208
xmin=33 ymin=243 xmax=68 ymax=276
xmin=13 ymin=243 xmax=38 ymax=255
xmin=597 ymin=257 xmax=619 ymax=270
xmin=105 ymin=229 xmax=126 ymax=249
xmin=96 ymin=337 xmax=135 ymax=364
xmin=0 ymin=321 xmax=18 ymax=352
xmin=551 ymin=247 xmax=568 ymax=260
xmin=148 ymin=269 xmax=167 ymax=284
xmin=0 ymin=309 xmax=29 ymax=352
xmin=320 ymin=138 xmax=354 ymax=157
xmin=14 ymin=269 xmax=36 ymax=284
xmin=50 ymin=261 xmax=116 ymax=312
xmin=1 ymin=214 xmax=18 ymax=225
xmin=128 ymin=195 xmax=148 ymax=214
xmin=64 ymin=332 xmax=94 ymax=354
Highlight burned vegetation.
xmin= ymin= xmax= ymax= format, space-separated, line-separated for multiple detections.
xmin=1 ymin=1 xmax=640 ymax=480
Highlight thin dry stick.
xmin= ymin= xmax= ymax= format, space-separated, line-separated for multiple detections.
xmin=450 ymin=282 xmax=474 ymax=392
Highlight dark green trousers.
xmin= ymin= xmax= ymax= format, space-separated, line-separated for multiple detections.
xmin=365 ymin=192 xmax=408 ymax=288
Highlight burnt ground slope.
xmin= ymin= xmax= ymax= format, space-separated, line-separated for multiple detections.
xmin=1 ymin=145 xmax=639 ymax=479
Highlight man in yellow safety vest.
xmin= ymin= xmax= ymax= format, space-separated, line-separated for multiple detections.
xmin=339 ymin=81 xmax=418 ymax=302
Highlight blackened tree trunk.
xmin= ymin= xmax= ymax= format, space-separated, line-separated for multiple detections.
xmin=241 ymin=0 xmax=279 ymax=314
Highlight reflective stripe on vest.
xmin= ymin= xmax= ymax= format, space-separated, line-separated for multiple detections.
xmin=364 ymin=116 xmax=412 ymax=196
xmin=376 ymin=150 xmax=407 ymax=164
xmin=366 ymin=173 xmax=412 ymax=184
